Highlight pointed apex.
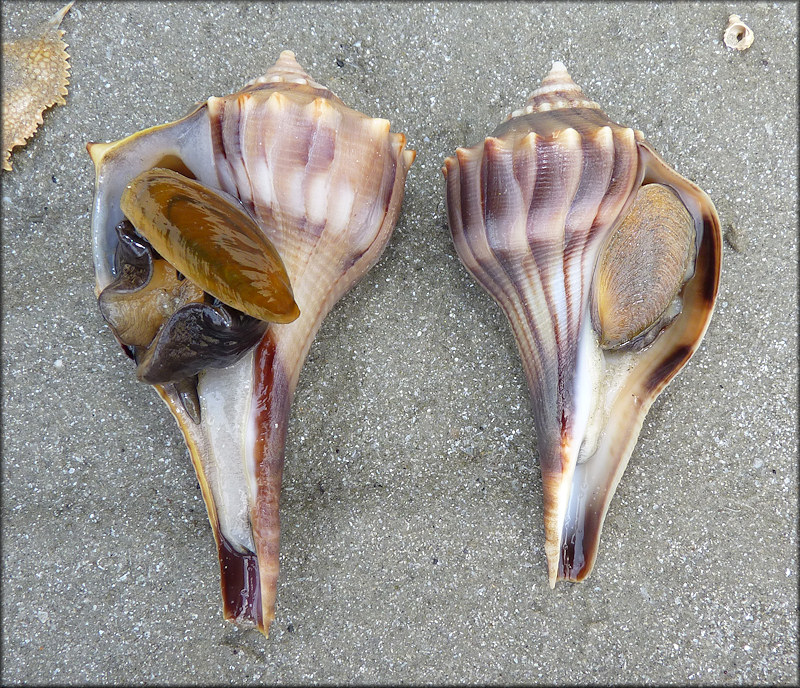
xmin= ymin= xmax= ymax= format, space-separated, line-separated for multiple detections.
xmin=548 ymin=61 xmax=571 ymax=80
xmin=509 ymin=62 xmax=603 ymax=118
xmin=266 ymin=50 xmax=311 ymax=82
xmin=535 ymin=61 xmax=583 ymax=98
xmin=243 ymin=50 xmax=329 ymax=91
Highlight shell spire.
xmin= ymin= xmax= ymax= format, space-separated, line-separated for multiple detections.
xmin=508 ymin=61 xmax=602 ymax=119
xmin=244 ymin=49 xmax=327 ymax=91
xmin=264 ymin=49 xmax=311 ymax=81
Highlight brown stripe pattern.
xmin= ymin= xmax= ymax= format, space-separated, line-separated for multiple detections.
xmin=204 ymin=53 xmax=415 ymax=635
xmin=445 ymin=111 xmax=639 ymax=453
xmin=89 ymin=51 xmax=415 ymax=637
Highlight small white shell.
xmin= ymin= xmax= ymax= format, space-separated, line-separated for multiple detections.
xmin=724 ymin=14 xmax=754 ymax=51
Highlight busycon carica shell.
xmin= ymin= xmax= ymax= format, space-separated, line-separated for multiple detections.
xmin=443 ymin=62 xmax=720 ymax=587
xmin=88 ymin=50 xmax=415 ymax=635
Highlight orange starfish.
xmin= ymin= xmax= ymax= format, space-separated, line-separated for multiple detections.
xmin=2 ymin=2 xmax=74 ymax=171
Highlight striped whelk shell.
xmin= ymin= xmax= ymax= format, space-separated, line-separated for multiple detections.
xmin=443 ymin=63 xmax=721 ymax=586
xmin=88 ymin=51 xmax=415 ymax=635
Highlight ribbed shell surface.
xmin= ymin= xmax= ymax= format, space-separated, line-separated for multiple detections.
xmin=445 ymin=109 xmax=643 ymax=448
xmin=206 ymin=86 xmax=408 ymax=327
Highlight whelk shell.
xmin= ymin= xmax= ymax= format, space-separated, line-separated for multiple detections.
xmin=2 ymin=1 xmax=74 ymax=171
xmin=443 ymin=62 xmax=721 ymax=586
xmin=88 ymin=50 xmax=415 ymax=635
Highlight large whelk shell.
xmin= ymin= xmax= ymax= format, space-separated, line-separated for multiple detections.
xmin=443 ymin=62 xmax=721 ymax=587
xmin=88 ymin=50 xmax=415 ymax=635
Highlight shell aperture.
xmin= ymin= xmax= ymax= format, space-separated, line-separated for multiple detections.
xmin=443 ymin=63 xmax=721 ymax=587
xmin=88 ymin=50 xmax=415 ymax=636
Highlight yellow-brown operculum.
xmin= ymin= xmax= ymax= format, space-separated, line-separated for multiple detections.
xmin=97 ymin=169 xmax=300 ymax=414
xmin=592 ymin=183 xmax=697 ymax=351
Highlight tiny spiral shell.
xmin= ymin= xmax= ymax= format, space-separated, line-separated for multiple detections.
xmin=724 ymin=14 xmax=754 ymax=51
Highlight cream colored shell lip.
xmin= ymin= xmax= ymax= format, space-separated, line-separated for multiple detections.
xmin=1 ymin=1 xmax=74 ymax=171
xmin=724 ymin=14 xmax=754 ymax=51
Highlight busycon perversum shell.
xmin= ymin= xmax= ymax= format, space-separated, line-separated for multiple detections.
xmin=443 ymin=62 xmax=721 ymax=587
xmin=88 ymin=50 xmax=415 ymax=636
